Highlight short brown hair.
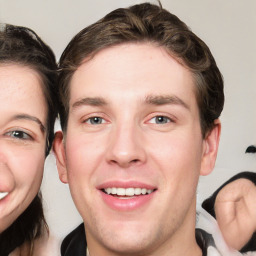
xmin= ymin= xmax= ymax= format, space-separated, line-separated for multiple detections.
xmin=58 ymin=2 xmax=224 ymax=137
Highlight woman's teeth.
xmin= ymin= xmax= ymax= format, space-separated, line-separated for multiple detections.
xmin=0 ymin=192 xmax=8 ymax=200
xmin=103 ymin=187 xmax=153 ymax=196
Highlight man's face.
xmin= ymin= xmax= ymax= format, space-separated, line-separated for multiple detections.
xmin=54 ymin=43 xmax=220 ymax=255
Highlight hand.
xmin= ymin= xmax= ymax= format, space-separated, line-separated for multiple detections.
xmin=215 ymin=178 xmax=256 ymax=250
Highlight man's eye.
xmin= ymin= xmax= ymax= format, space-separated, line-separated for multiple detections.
xmin=5 ymin=130 xmax=32 ymax=140
xmin=148 ymin=116 xmax=172 ymax=124
xmin=85 ymin=117 xmax=106 ymax=125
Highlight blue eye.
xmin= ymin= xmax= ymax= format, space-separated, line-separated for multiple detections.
xmin=149 ymin=116 xmax=171 ymax=124
xmin=5 ymin=130 xmax=32 ymax=140
xmin=85 ymin=117 xmax=105 ymax=125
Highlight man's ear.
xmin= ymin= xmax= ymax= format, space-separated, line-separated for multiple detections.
xmin=53 ymin=131 xmax=68 ymax=184
xmin=200 ymin=119 xmax=221 ymax=176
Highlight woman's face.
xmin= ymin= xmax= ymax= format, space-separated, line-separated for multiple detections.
xmin=0 ymin=64 xmax=47 ymax=232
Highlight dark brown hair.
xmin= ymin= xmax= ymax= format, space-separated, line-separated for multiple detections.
xmin=0 ymin=23 xmax=57 ymax=255
xmin=0 ymin=23 xmax=58 ymax=154
xmin=58 ymin=2 xmax=224 ymax=137
xmin=0 ymin=193 xmax=46 ymax=256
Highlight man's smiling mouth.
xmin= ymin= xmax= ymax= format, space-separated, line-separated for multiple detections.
xmin=102 ymin=187 xmax=155 ymax=197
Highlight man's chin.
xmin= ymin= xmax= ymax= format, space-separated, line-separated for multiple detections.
xmin=87 ymin=221 xmax=168 ymax=255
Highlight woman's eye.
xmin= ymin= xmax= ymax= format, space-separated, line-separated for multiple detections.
xmin=148 ymin=116 xmax=172 ymax=124
xmin=85 ymin=117 xmax=106 ymax=125
xmin=5 ymin=130 xmax=32 ymax=140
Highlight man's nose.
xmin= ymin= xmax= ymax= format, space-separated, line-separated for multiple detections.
xmin=105 ymin=123 xmax=146 ymax=168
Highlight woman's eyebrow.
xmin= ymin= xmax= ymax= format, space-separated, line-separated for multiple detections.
xmin=11 ymin=114 xmax=46 ymax=132
xmin=145 ymin=95 xmax=190 ymax=110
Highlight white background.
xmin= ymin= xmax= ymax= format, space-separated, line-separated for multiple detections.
xmin=1 ymin=0 xmax=255 ymax=243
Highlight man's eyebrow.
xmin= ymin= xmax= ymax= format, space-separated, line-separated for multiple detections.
xmin=11 ymin=114 xmax=46 ymax=132
xmin=145 ymin=95 xmax=190 ymax=109
xmin=72 ymin=97 xmax=107 ymax=109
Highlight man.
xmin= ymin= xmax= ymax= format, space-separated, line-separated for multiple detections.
xmin=53 ymin=2 xmax=227 ymax=255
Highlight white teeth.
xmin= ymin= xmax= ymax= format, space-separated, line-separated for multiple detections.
xmin=106 ymin=188 xmax=112 ymax=194
xmin=116 ymin=188 xmax=126 ymax=196
xmin=0 ymin=192 xmax=8 ymax=200
xmin=104 ymin=187 xmax=154 ymax=196
xmin=134 ymin=188 xmax=141 ymax=195
xmin=141 ymin=188 xmax=147 ymax=195
xmin=112 ymin=187 xmax=117 ymax=194
xmin=125 ymin=188 xmax=134 ymax=196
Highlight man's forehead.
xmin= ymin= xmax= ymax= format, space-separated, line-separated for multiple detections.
xmin=69 ymin=43 xmax=196 ymax=108
xmin=73 ymin=43 xmax=190 ymax=75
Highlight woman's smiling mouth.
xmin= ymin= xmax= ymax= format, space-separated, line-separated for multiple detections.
xmin=0 ymin=192 xmax=9 ymax=200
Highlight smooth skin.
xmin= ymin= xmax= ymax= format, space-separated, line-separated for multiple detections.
xmin=215 ymin=178 xmax=256 ymax=250
xmin=0 ymin=64 xmax=47 ymax=232
xmin=54 ymin=43 xmax=221 ymax=256
xmin=0 ymin=64 xmax=58 ymax=255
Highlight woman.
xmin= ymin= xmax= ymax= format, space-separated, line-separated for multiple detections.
xmin=0 ymin=23 xmax=58 ymax=255
xmin=202 ymin=171 xmax=256 ymax=254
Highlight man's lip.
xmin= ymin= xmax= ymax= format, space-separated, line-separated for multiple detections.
xmin=99 ymin=187 xmax=156 ymax=211
xmin=97 ymin=181 xmax=156 ymax=190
